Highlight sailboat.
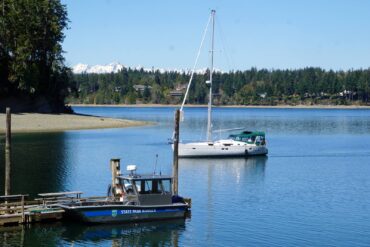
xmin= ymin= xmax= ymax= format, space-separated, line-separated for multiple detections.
xmin=176 ymin=10 xmax=268 ymax=158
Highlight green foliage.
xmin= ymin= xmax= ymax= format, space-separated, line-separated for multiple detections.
xmin=68 ymin=67 xmax=370 ymax=105
xmin=0 ymin=0 xmax=70 ymax=112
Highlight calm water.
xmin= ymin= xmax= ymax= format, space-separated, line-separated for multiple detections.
xmin=0 ymin=107 xmax=370 ymax=246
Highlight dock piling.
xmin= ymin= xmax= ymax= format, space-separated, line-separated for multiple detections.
xmin=21 ymin=195 xmax=25 ymax=223
xmin=5 ymin=107 xmax=11 ymax=196
xmin=110 ymin=158 xmax=121 ymax=192
xmin=172 ymin=109 xmax=180 ymax=195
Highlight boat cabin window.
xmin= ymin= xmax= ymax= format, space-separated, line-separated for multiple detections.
xmin=255 ymin=136 xmax=261 ymax=145
xmin=134 ymin=179 xmax=170 ymax=194
xmin=229 ymin=135 xmax=240 ymax=141
xmin=130 ymin=179 xmax=172 ymax=194
xmin=161 ymin=179 xmax=171 ymax=193
xmin=243 ymin=136 xmax=256 ymax=144
xmin=140 ymin=180 xmax=152 ymax=194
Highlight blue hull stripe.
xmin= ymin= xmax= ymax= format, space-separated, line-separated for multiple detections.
xmin=83 ymin=208 xmax=185 ymax=218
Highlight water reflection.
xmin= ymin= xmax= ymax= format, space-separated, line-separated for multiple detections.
xmin=178 ymin=156 xmax=268 ymax=245
xmin=62 ymin=220 xmax=186 ymax=246
xmin=0 ymin=220 xmax=187 ymax=247
xmin=179 ymin=156 xmax=267 ymax=183
xmin=0 ymin=224 xmax=65 ymax=247
xmin=0 ymin=133 xmax=69 ymax=197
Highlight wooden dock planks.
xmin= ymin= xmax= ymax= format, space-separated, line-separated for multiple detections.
xmin=0 ymin=194 xmax=65 ymax=226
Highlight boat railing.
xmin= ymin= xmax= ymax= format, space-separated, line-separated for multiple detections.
xmin=0 ymin=195 xmax=29 ymax=222
xmin=0 ymin=194 xmax=66 ymax=226
xmin=36 ymin=191 xmax=144 ymax=207
xmin=37 ymin=191 xmax=83 ymax=206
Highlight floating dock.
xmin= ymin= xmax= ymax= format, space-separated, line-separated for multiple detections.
xmin=0 ymin=192 xmax=82 ymax=226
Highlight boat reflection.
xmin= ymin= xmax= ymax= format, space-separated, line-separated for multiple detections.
xmin=179 ymin=156 xmax=267 ymax=183
xmin=178 ymin=156 xmax=267 ymax=239
xmin=62 ymin=219 xmax=187 ymax=246
xmin=0 ymin=219 xmax=187 ymax=246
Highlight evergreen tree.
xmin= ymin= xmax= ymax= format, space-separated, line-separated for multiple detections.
xmin=0 ymin=0 xmax=69 ymax=112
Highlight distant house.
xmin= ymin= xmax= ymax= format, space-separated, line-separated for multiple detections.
xmin=304 ymin=92 xmax=319 ymax=98
xmin=170 ymin=90 xmax=184 ymax=97
xmin=339 ymin=90 xmax=355 ymax=97
xmin=170 ymin=83 xmax=187 ymax=97
xmin=176 ymin=84 xmax=187 ymax=91
xmin=133 ymin=84 xmax=152 ymax=92
xmin=258 ymin=92 xmax=267 ymax=99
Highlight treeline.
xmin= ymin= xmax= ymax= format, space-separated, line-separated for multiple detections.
xmin=68 ymin=67 xmax=370 ymax=105
xmin=0 ymin=0 xmax=71 ymax=112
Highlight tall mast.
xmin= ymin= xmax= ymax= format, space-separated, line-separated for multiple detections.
xmin=206 ymin=9 xmax=215 ymax=142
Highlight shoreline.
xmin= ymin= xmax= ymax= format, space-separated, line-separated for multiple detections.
xmin=69 ymin=103 xmax=370 ymax=109
xmin=0 ymin=113 xmax=150 ymax=134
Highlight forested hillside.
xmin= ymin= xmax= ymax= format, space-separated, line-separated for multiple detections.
xmin=0 ymin=0 xmax=71 ymax=112
xmin=68 ymin=67 xmax=370 ymax=106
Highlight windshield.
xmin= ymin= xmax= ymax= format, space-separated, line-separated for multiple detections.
xmin=136 ymin=179 xmax=172 ymax=194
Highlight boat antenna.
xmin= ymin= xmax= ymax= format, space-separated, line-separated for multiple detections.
xmin=153 ymin=154 xmax=158 ymax=175
xmin=206 ymin=9 xmax=216 ymax=142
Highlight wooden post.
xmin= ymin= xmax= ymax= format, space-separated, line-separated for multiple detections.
xmin=172 ymin=109 xmax=180 ymax=195
xmin=21 ymin=195 xmax=25 ymax=223
xmin=110 ymin=158 xmax=121 ymax=188
xmin=5 ymin=107 xmax=11 ymax=196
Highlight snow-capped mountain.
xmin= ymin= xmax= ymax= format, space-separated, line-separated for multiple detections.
xmin=72 ymin=62 xmax=124 ymax=74
xmin=72 ymin=63 xmax=90 ymax=74
xmin=72 ymin=62 xmax=222 ymax=74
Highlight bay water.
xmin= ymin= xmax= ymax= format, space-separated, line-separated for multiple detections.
xmin=0 ymin=107 xmax=370 ymax=246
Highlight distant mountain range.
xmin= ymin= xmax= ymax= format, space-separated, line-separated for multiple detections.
xmin=72 ymin=62 xmax=219 ymax=74
xmin=72 ymin=62 xmax=124 ymax=74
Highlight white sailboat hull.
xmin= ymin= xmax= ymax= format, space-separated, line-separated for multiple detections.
xmin=244 ymin=144 xmax=268 ymax=156
xmin=176 ymin=140 xmax=267 ymax=158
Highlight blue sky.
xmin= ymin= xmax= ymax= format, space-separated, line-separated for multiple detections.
xmin=62 ymin=0 xmax=370 ymax=71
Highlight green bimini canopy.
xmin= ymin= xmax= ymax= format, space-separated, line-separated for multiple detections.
xmin=228 ymin=131 xmax=266 ymax=144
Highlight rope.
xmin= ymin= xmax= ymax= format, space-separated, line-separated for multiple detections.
xmin=215 ymin=15 xmax=234 ymax=72
xmin=180 ymin=12 xmax=213 ymax=120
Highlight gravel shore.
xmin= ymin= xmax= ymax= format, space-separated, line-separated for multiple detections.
xmin=0 ymin=113 xmax=148 ymax=133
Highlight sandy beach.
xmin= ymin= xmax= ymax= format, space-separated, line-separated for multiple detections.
xmin=0 ymin=113 xmax=148 ymax=133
